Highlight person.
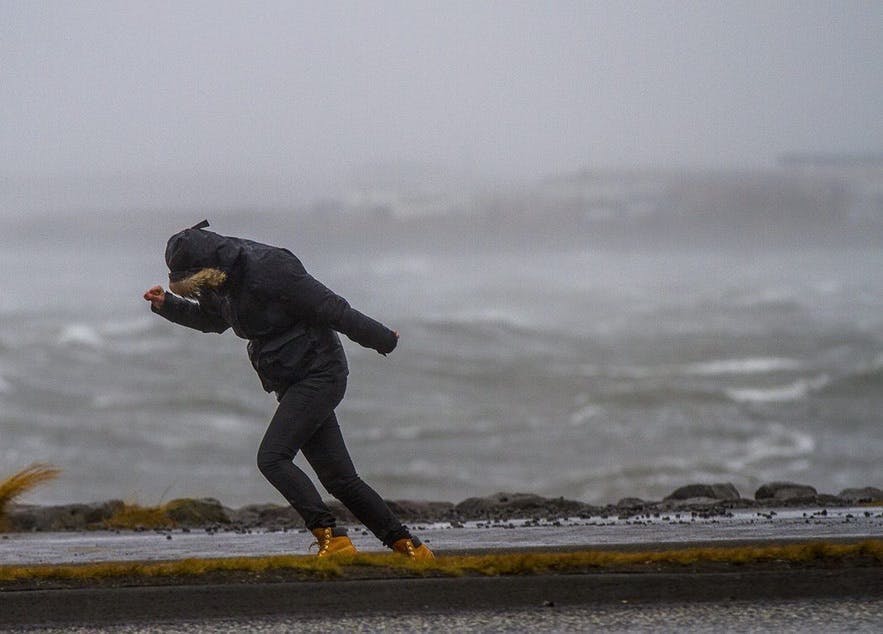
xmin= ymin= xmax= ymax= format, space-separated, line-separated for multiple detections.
xmin=143 ymin=220 xmax=433 ymax=560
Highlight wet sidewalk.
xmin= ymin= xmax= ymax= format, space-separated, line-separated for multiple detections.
xmin=2 ymin=506 xmax=880 ymax=566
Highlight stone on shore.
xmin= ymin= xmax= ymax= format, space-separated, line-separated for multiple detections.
xmin=838 ymin=487 xmax=883 ymax=503
xmin=5 ymin=484 xmax=880 ymax=533
xmin=454 ymin=492 xmax=596 ymax=520
xmin=6 ymin=500 xmax=125 ymax=531
xmin=755 ymin=482 xmax=817 ymax=502
xmin=615 ymin=497 xmax=649 ymax=510
xmin=228 ymin=504 xmax=304 ymax=530
xmin=664 ymin=483 xmax=741 ymax=502
xmin=385 ymin=499 xmax=456 ymax=522
xmin=164 ymin=498 xmax=229 ymax=526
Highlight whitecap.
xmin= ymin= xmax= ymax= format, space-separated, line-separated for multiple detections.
xmin=0 ymin=374 xmax=11 ymax=394
xmin=685 ymin=357 xmax=802 ymax=376
xmin=569 ymin=404 xmax=604 ymax=427
xmin=725 ymin=375 xmax=829 ymax=403
xmin=725 ymin=423 xmax=816 ymax=470
xmin=57 ymin=324 xmax=104 ymax=347
xmin=208 ymin=415 xmax=251 ymax=433
xmin=392 ymin=425 xmax=422 ymax=440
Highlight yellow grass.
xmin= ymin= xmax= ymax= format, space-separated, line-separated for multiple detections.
xmin=0 ymin=463 xmax=61 ymax=531
xmin=0 ymin=540 xmax=879 ymax=585
xmin=104 ymin=504 xmax=175 ymax=530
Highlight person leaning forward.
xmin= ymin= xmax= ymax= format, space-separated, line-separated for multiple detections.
xmin=143 ymin=220 xmax=433 ymax=560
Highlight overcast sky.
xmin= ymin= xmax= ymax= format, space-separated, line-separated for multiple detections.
xmin=2 ymin=0 xmax=881 ymax=201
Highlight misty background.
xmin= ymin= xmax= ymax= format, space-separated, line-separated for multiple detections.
xmin=2 ymin=1 xmax=881 ymax=213
xmin=1 ymin=2 xmax=881 ymax=506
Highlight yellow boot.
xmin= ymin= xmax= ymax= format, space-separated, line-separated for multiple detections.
xmin=311 ymin=527 xmax=358 ymax=557
xmin=392 ymin=537 xmax=435 ymax=561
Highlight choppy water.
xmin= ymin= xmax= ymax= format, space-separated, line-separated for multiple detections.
xmin=0 ymin=212 xmax=881 ymax=506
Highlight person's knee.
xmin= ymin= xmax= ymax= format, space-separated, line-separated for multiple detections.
xmin=256 ymin=447 xmax=290 ymax=477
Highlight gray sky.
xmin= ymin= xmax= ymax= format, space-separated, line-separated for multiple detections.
xmin=2 ymin=1 xmax=881 ymax=201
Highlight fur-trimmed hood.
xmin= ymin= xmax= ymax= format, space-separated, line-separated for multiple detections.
xmin=168 ymin=267 xmax=228 ymax=298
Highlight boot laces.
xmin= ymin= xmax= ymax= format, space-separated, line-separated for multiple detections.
xmin=309 ymin=528 xmax=333 ymax=556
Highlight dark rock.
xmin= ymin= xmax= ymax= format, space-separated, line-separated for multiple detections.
xmin=662 ymin=497 xmax=727 ymax=509
xmin=815 ymin=493 xmax=849 ymax=507
xmin=164 ymin=498 xmax=229 ymax=526
xmin=665 ymin=483 xmax=741 ymax=501
xmin=838 ymin=487 xmax=883 ymax=503
xmin=754 ymin=482 xmax=817 ymax=502
xmin=453 ymin=492 xmax=596 ymax=520
xmin=616 ymin=497 xmax=647 ymax=509
xmin=455 ymin=492 xmax=546 ymax=515
xmin=385 ymin=499 xmax=456 ymax=522
xmin=6 ymin=500 xmax=125 ymax=531
xmin=228 ymin=503 xmax=304 ymax=529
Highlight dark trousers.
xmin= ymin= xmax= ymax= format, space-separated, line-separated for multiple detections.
xmin=256 ymin=372 xmax=409 ymax=547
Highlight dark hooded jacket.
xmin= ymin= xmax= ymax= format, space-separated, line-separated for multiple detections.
xmin=153 ymin=224 xmax=398 ymax=396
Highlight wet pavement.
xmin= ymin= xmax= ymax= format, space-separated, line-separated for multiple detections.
xmin=17 ymin=598 xmax=882 ymax=634
xmin=1 ymin=506 xmax=880 ymax=565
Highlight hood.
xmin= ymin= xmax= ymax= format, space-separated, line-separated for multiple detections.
xmin=165 ymin=220 xmax=245 ymax=281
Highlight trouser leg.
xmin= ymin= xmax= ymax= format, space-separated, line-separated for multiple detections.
xmin=256 ymin=373 xmax=344 ymax=530
xmin=302 ymin=411 xmax=410 ymax=547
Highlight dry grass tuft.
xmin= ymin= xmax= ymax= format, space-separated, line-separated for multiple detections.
xmin=104 ymin=503 xmax=176 ymax=530
xmin=0 ymin=463 xmax=61 ymax=531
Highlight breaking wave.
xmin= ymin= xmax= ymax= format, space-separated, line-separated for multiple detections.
xmin=725 ymin=376 xmax=830 ymax=403
xmin=684 ymin=357 xmax=802 ymax=376
xmin=57 ymin=324 xmax=105 ymax=348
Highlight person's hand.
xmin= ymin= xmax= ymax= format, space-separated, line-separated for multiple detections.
xmin=380 ymin=330 xmax=399 ymax=356
xmin=143 ymin=285 xmax=166 ymax=310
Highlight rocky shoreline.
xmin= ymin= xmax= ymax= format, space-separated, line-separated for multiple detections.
xmin=5 ymin=482 xmax=882 ymax=533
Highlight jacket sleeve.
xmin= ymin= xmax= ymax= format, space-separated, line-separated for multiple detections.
xmin=282 ymin=273 xmax=398 ymax=354
xmin=151 ymin=293 xmax=230 ymax=334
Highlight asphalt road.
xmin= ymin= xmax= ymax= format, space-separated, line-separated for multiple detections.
xmin=22 ymin=598 xmax=882 ymax=634
xmin=1 ymin=571 xmax=882 ymax=631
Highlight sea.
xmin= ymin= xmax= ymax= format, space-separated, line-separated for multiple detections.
xmin=0 ymin=209 xmax=880 ymax=508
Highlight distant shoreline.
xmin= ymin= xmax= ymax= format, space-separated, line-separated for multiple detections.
xmin=6 ymin=484 xmax=882 ymax=533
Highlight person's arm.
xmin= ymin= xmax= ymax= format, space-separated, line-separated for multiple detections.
xmin=143 ymin=285 xmax=229 ymax=334
xmin=280 ymin=274 xmax=398 ymax=354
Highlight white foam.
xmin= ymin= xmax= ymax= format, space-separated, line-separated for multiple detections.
xmin=392 ymin=425 xmax=422 ymax=440
xmin=92 ymin=393 xmax=131 ymax=409
xmin=57 ymin=324 xmax=104 ymax=347
xmin=208 ymin=415 xmax=251 ymax=433
xmin=685 ymin=357 xmax=802 ymax=376
xmin=726 ymin=423 xmax=816 ymax=470
xmin=725 ymin=375 xmax=829 ymax=403
xmin=569 ymin=404 xmax=604 ymax=427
